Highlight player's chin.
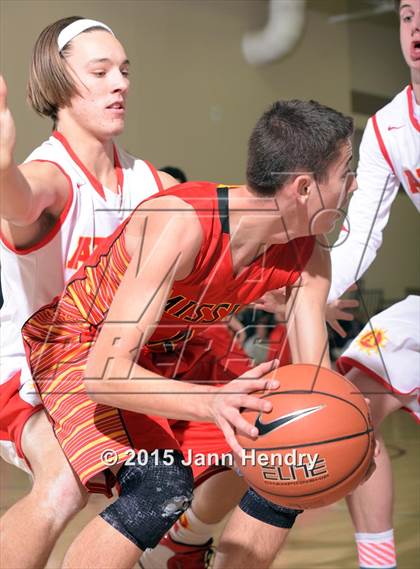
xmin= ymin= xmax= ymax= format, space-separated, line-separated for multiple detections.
xmin=326 ymin=216 xmax=341 ymax=233
xmin=409 ymin=60 xmax=420 ymax=72
xmin=310 ymin=211 xmax=341 ymax=235
xmin=109 ymin=121 xmax=125 ymax=136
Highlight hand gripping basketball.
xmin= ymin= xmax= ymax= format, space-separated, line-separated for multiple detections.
xmin=210 ymin=359 xmax=280 ymax=457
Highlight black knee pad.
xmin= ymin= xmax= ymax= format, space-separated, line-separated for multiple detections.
xmin=239 ymin=487 xmax=302 ymax=529
xmin=100 ymin=450 xmax=193 ymax=550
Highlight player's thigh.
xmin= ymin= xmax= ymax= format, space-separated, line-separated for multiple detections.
xmin=22 ymin=409 xmax=84 ymax=488
xmin=346 ymin=368 xmax=412 ymax=427
xmin=195 ymin=468 xmax=247 ymax=503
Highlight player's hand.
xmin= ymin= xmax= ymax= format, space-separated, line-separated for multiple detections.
xmin=253 ymin=287 xmax=287 ymax=320
xmin=210 ymin=359 xmax=280 ymax=456
xmin=326 ymin=285 xmax=359 ymax=338
xmin=227 ymin=315 xmax=247 ymax=347
xmin=0 ymin=75 xmax=16 ymax=171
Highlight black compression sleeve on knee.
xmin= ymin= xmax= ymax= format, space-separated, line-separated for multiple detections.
xmin=100 ymin=450 xmax=193 ymax=551
xmin=239 ymin=487 xmax=302 ymax=529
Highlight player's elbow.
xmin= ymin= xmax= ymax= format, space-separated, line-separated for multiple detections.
xmin=84 ymin=352 xmax=131 ymax=405
xmin=83 ymin=352 xmax=109 ymax=403
xmin=84 ymin=378 xmax=102 ymax=403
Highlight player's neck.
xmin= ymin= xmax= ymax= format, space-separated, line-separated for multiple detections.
xmin=55 ymin=119 xmax=115 ymax=181
xmin=228 ymin=186 xmax=299 ymax=258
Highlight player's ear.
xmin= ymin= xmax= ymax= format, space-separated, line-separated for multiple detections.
xmin=295 ymin=175 xmax=313 ymax=204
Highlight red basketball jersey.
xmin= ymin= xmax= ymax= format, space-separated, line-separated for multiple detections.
xmin=22 ymin=182 xmax=315 ymax=492
xmin=32 ymin=182 xmax=314 ymax=351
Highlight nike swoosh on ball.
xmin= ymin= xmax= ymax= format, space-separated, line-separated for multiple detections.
xmin=255 ymin=405 xmax=325 ymax=436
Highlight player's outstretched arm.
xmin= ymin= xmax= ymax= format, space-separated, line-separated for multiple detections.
xmin=286 ymin=238 xmax=331 ymax=367
xmin=0 ymin=75 xmax=68 ymax=237
xmin=328 ymin=118 xmax=400 ymax=303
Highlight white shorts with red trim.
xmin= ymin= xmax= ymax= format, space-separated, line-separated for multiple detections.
xmin=337 ymin=295 xmax=420 ymax=422
xmin=0 ymin=358 xmax=42 ymax=472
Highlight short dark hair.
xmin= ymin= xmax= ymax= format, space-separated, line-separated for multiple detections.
xmin=246 ymin=99 xmax=354 ymax=196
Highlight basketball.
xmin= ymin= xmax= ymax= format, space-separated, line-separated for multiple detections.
xmin=236 ymin=364 xmax=375 ymax=510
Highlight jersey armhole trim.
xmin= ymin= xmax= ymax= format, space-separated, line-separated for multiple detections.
xmin=0 ymin=160 xmax=74 ymax=256
xmin=371 ymin=115 xmax=396 ymax=176
xmin=144 ymin=160 xmax=164 ymax=194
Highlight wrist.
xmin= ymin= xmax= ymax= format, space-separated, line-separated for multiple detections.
xmin=198 ymin=385 xmax=218 ymax=423
xmin=0 ymin=152 xmax=15 ymax=173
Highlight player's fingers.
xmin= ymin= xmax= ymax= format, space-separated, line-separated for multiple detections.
xmin=336 ymin=310 xmax=354 ymax=321
xmin=330 ymin=320 xmax=347 ymax=338
xmin=363 ymin=397 xmax=374 ymax=415
xmin=339 ymin=299 xmax=359 ymax=308
xmin=220 ymin=417 xmax=244 ymax=455
xmin=270 ymin=290 xmax=286 ymax=302
xmin=239 ymin=359 xmax=280 ymax=380
xmin=237 ymin=394 xmax=272 ymax=414
xmin=0 ymin=75 xmax=7 ymax=111
xmin=345 ymin=283 xmax=358 ymax=293
xmin=233 ymin=377 xmax=279 ymax=394
xmin=231 ymin=411 xmax=259 ymax=440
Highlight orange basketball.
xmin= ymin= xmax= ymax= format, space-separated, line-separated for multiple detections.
xmin=236 ymin=364 xmax=374 ymax=510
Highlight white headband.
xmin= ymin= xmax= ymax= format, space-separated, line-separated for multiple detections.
xmin=57 ymin=19 xmax=114 ymax=52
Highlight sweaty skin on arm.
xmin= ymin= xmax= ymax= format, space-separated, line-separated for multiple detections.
xmin=83 ymin=195 xmax=278 ymax=453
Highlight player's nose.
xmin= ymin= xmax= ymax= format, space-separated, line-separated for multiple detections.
xmin=349 ymin=175 xmax=358 ymax=195
xmin=412 ymin=8 xmax=420 ymax=31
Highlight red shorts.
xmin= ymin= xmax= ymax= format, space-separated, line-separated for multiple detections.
xmin=148 ymin=328 xmax=251 ymax=479
xmin=0 ymin=369 xmax=43 ymax=471
xmin=25 ymin=317 xmax=251 ymax=496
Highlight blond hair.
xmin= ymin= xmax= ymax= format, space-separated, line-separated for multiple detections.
xmin=27 ymin=16 xmax=111 ymax=124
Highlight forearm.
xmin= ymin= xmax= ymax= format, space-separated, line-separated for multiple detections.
xmin=84 ymin=356 xmax=216 ymax=422
xmin=0 ymin=162 xmax=36 ymax=223
xmin=328 ymin=119 xmax=400 ymax=302
xmin=286 ymin=239 xmax=331 ymax=368
xmin=287 ymin=307 xmax=330 ymax=368
xmin=328 ymin=234 xmax=377 ymax=302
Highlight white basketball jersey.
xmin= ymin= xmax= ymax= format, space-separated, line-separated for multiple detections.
xmin=372 ymin=85 xmax=420 ymax=209
xmin=329 ymin=86 xmax=420 ymax=302
xmin=0 ymin=132 xmax=162 ymax=382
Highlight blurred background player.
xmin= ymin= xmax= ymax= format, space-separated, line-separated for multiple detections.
xmin=0 ymin=16 xmax=175 ymax=569
xmin=160 ymin=165 xmax=188 ymax=184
